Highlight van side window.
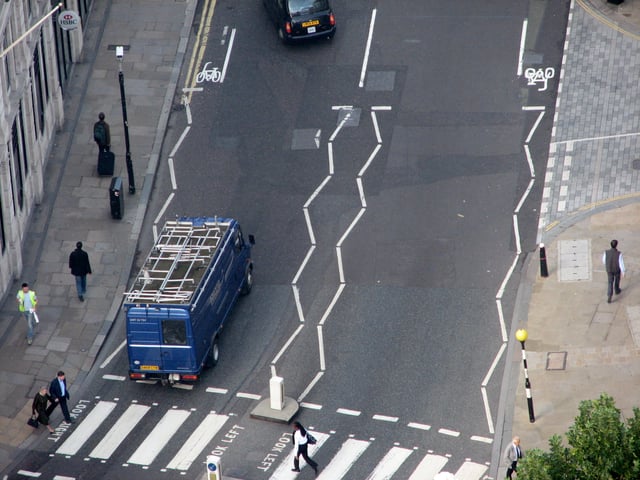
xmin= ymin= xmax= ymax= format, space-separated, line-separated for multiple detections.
xmin=162 ymin=320 xmax=186 ymax=345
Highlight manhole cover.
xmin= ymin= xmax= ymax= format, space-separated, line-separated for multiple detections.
xmin=632 ymin=159 xmax=640 ymax=170
xmin=546 ymin=351 xmax=567 ymax=371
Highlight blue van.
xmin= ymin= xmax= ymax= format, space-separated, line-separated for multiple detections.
xmin=124 ymin=217 xmax=254 ymax=384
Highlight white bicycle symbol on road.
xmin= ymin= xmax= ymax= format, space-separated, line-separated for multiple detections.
xmin=524 ymin=67 xmax=555 ymax=92
xmin=196 ymin=62 xmax=222 ymax=83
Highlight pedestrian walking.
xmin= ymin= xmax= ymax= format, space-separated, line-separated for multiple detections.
xmin=504 ymin=436 xmax=523 ymax=479
xmin=69 ymin=241 xmax=92 ymax=301
xmin=32 ymin=386 xmax=55 ymax=433
xmin=46 ymin=371 xmax=74 ymax=423
xmin=16 ymin=283 xmax=37 ymax=345
xmin=93 ymin=112 xmax=111 ymax=152
xmin=291 ymin=421 xmax=318 ymax=475
xmin=602 ymin=239 xmax=625 ymax=304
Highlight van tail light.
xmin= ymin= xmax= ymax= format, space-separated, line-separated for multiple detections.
xmin=285 ymin=22 xmax=292 ymax=34
xmin=130 ymin=373 xmax=146 ymax=380
xmin=329 ymin=13 xmax=335 ymax=26
xmin=181 ymin=374 xmax=198 ymax=381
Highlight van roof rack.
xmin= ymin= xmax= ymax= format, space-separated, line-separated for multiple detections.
xmin=124 ymin=218 xmax=231 ymax=304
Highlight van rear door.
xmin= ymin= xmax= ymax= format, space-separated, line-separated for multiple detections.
xmin=127 ymin=307 xmax=195 ymax=374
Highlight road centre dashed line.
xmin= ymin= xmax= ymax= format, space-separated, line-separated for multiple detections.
xmin=407 ymin=422 xmax=431 ymax=431
xmin=372 ymin=414 xmax=399 ymax=423
xmin=438 ymin=428 xmax=460 ymax=438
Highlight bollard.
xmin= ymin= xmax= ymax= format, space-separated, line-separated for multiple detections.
xmin=269 ymin=376 xmax=284 ymax=410
xmin=539 ymin=243 xmax=549 ymax=278
xmin=206 ymin=455 xmax=222 ymax=480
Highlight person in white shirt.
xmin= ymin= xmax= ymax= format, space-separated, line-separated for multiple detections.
xmin=291 ymin=421 xmax=318 ymax=475
xmin=602 ymin=239 xmax=625 ymax=303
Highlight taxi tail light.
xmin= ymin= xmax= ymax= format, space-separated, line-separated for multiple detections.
xmin=181 ymin=374 xmax=198 ymax=381
xmin=329 ymin=13 xmax=335 ymax=26
xmin=285 ymin=22 xmax=292 ymax=34
xmin=130 ymin=373 xmax=146 ymax=380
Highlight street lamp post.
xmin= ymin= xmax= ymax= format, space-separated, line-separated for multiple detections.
xmin=516 ymin=328 xmax=535 ymax=423
xmin=116 ymin=46 xmax=135 ymax=194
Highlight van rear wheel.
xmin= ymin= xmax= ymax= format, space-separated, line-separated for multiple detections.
xmin=241 ymin=268 xmax=253 ymax=295
xmin=206 ymin=337 xmax=219 ymax=367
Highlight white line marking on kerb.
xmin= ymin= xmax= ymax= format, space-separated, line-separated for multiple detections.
xmin=219 ymin=28 xmax=236 ymax=83
xmin=372 ymin=414 xmax=399 ymax=423
xmin=359 ymin=8 xmax=377 ymax=87
xmin=336 ymin=408 xmax=361 ymax=416
xmin=102 ymin=374 xmax=126 ymax=381
xmin=300 ymin=402 xmax=322 ymax=410
xmin=317 ymin=325 xmax=326 ymax=371
xmin=471 ymin=435 xmax=494 ymax=444
xmin=16 ymin=472 xmax=40 ymax=478
xmin=236 ymin=392 xmax=261 ymax=400
xmin=517 ymin=18 xmax=528 ymax=76
xmin=407 ymin=422 xmax=431 ymax=431
xmin=99 ymin=339 xmax=126 ymax=369
xmin=206 ymin=387 xmax=228 ymax=394
xmin=169 ymin=125 xmax=191 ymax=158
xmin=297 ymin=371 xmax=324 ymax=403
xmin=272 ymin=323 xmax=304 ymax=365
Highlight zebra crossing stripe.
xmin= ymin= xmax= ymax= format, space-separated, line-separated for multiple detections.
xmin=89 ymin=404 xmax=151 ymax=460
xmin=407 ymin=453 xmax=448 ymax=480
xmin=126 ymin=409 xmax=191 ymax=466
xmin=56 ymin=401 xmax=117 ymax=456
xmin=365 ymin=446 xmax=413 ymax=480
xmin=316 ymin=439 xmax=369 ymax=479
xmin=268 ymin=432 xmax=330 ymax=480
xmin=454 ymin=461 xmax=488 ymax=480
xmin=166 ymin=413 xmax=229 ymax=470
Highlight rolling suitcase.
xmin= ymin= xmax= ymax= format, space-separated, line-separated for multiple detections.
xmin=97 ymin=150 xmax=115 ymax=176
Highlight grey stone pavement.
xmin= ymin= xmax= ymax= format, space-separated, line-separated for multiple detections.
xmin=0 ymin=0 xmax=639 ymax=477
xmin=0 ymin=0 xmax=196 ymax=473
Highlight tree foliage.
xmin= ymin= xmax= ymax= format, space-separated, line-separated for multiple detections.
xmin=516 ymin=394 xmax=640 ymax=480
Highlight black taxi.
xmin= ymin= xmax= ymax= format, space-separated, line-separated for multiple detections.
xmin=264 ymin=0 xmax=336 ymax=43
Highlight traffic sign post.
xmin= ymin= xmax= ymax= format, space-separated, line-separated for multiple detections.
xmin=206 ymin=455 xmax=222 ymax=480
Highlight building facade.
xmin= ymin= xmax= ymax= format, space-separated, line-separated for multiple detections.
xmin=0 ymin=0 xmax=91 ymax=298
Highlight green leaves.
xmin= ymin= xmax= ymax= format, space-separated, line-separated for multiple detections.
xmin=516 ymin=394 xmax=640 ymax=480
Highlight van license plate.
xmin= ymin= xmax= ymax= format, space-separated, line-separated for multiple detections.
xmin=302 ymin=19 xmax=320 ymax=27
xmin=140 ymin=365 xmax=159 ymax=370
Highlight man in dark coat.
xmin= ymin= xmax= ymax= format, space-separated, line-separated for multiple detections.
xmin=93 ymin=112 xmax=111 ymax=152
xmin=602 ymin=239 xmax=625 ymax=304
xmin=69 ymin=241 xmax=92 ymax=301
xmin=46 ymin=371 xmax=73 ymax=423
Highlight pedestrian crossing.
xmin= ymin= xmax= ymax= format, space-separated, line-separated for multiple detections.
xmin=51 ymin=400 xmax=488 ymax=479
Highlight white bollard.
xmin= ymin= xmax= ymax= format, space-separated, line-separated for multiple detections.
xmin=269 ymin=376 xmax=284 ymax=410
xmin=206 ymin=455 xmax=222 ymax=480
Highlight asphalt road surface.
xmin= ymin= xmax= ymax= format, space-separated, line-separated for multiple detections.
xmin=7 ymin=1 xmax=570 ymax=479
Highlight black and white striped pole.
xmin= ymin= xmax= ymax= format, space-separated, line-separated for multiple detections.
xmin=516 ymin=328 xmax=535 ymax=423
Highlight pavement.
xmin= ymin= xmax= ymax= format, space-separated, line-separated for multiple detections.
xmin=0 ymin=0 xmax=639 ymax=478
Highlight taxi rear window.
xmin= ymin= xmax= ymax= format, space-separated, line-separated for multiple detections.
xmin=288 ymin=0 xmax=329 ymax=16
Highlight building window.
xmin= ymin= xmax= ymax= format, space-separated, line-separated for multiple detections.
xmin=51 ymin=2 xmax=72 ymax=90
xmin=39 ymin=33 xmax=50 ymax=101
xmin=11 ymin=119 xmax=25 ymax=210
xmin=32 ymin=50 xmax=46 ymax=133
xmin=19 ymin=102 xmax=29 ymax=176
xmin=0 ymin=191 xmax=6 ymax=253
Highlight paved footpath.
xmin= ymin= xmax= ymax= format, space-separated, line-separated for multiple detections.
xmin=0 ymin=0 xmax=196 ymax=473
xmin=495 ymin=0 xmax=640 ymax=478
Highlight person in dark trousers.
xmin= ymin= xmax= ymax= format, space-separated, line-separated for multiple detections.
xmin=32 ymin=385 xmax=55 ymax=433
xmin=291 ymin=421 xmax=318 ymax=475
xmin=46 ymin=371 xmax=73 ymax=423
xmin=504 ymin=435 xmax=522 ymax=479
xmin=69 ymin=241 xmax=92 ymax=301
xmin=93 ymin=112 xmax=111 ymax=152
xmin=602 ymin=239 xmax=625 ymax=303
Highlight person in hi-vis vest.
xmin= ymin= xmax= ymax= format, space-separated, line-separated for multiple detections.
xmin=16 ymin=283 xmax=37 ymax=345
